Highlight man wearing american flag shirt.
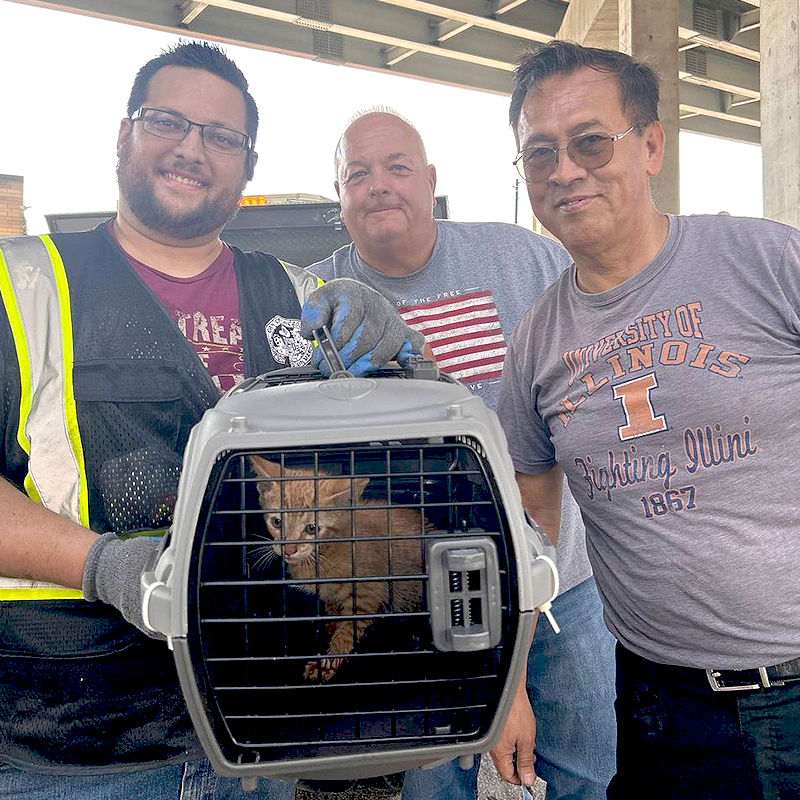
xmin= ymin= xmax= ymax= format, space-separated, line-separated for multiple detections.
xmin=308 ymin=109 xmax=617 ymax=800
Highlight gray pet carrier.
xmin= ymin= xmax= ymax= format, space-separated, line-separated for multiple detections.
xmin=141 ymin=351 xmax=558 ymax=787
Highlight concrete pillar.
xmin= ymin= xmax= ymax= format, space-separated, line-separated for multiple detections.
xmin=619 ymin=0 xmax=680 ymax=215
xmin=0 ymin=175 xmax=25 ymax=237
xmin=761 ymin=1 xmax=800 ymax=228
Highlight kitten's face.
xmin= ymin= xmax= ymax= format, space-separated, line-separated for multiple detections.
xmin=250 ymin=457 xmax=368 ymax=567
xmin=261 ymin=503 xmax=321 ymax=565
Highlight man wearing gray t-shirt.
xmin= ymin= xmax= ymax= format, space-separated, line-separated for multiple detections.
xmin=498 ymin=40 xmax=800 ymax=799
xmin=308 ymin=109 xmax=617 ymax=800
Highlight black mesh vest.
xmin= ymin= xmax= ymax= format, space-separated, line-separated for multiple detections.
xmin=0 ymin=225 xmax=316 ymax=772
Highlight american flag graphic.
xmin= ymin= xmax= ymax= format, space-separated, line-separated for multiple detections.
xmin=399 ymin=290 xmax=507 ymax=384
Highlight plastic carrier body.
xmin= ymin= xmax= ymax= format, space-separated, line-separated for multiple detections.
xmin=142 ymin=363 xmax=557 ymax=784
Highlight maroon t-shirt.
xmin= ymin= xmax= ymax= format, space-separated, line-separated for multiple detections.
xmin=110 ymin=224 xmax=243 ymax=392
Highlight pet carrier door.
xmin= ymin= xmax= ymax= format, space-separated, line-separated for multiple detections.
xmin=143 ymin=359 xmax=558 ymax=784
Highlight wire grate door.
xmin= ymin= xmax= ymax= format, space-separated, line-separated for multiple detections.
xmin=185 ymin=437 xmax=520 ymax=765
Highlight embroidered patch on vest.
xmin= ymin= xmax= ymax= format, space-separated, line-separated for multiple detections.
xmin=265 ymin=315 xmax=313 ymax=367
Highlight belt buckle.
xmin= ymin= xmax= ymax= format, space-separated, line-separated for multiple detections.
xmin=706 ymin=668 xmax=761 ymax=692
xmin=706 ymin=666 xmax=783 ymax=692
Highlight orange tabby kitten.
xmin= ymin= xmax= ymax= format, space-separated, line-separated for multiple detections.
xmin=250 ymin=456 xmax=426 ymax=682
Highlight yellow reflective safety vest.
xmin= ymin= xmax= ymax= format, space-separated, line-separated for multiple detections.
xmin=0 ymin=235 xmax=88 ymax=599
xmin=0 ymin=229 xmax=322 ymax=601
xmin=0 ymin=225 xmax=322 ymax=770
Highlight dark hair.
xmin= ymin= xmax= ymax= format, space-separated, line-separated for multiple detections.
xmin=509 ymin=40 xmax=659 ymax=133
xmin=126 ymin=40 xmax=259 ymax=146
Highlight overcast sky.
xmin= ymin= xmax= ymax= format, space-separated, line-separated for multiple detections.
xmin=0 ymin=0 xmax=763 ymax=235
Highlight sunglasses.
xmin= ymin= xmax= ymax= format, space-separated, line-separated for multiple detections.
xmin=514 ymin=122 xmax=651 ymax=183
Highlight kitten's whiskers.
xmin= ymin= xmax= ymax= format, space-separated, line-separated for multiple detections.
xmin=247 ymin=531 xmax=281 ymax=573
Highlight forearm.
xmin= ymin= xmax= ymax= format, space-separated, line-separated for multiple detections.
xmin=0 ymin=476 xmax=98 ymax=588
xmin=516 ymin=469 xmax=563 ymax=547
xmin=513 ymin=647 xmax=529 ymax=703
xmin=491 ymin=632 xmax=537 ymax=786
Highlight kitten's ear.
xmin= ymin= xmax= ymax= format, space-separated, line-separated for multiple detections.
xmin=325 ymin=477 xmax=370 ymax=506
xmin=250 ymin=456 xmax=282 ymax=485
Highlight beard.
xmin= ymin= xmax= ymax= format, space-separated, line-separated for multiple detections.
xmin=116 ymin=147 xmax=244 ymax=240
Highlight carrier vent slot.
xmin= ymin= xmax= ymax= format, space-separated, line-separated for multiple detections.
xmin=428 ymin=539 xmax=502 ymax=653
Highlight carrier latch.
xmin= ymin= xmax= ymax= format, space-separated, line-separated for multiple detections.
xmin=427 ymin=537 xmax=502 ymax=652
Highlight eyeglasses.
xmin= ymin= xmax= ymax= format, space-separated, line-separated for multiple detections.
xmin=130 ymin=107 xmax=252 ymax=156
xmin=513 ymin=123 xmax=649 ymax=183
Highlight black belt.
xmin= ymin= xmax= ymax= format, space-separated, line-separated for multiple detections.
xmin=706 ymin=656 xmax=800 ymax=692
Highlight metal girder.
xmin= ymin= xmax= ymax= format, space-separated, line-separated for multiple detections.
xmin=490 ymin=0 xmax=565 ymax=29
xmin=679 ymin=45 xmax=760 ymax=103
xmin=436 ymin=19 xmax=473 ymax=42
xmin=181 ymin=2 xmax=208 ymax=25
xmin=738 ymin=9 xmax=760 ymax=34
xmin=188 ymin=0 xmax=762 ymax=143
xmin=10 ymin=0 xmax=767 ymax=144
xmin=680 ymin=102 xmax=760 ymax=127
xmin=680 ymin=71 xmax=759 ymax=101
xmin=196 ymin=0 xmax=515 ymax=71
xmin=367 ymin=0 xmax=550 ymax=43
xmin=680 ymin=113 xmax=760 ymax=144
xmin=680 ymin=81 xmax=760 ymax=135
xmin=383 ymin=45 xmax=416 ymax=65
xmin=495 ymin=0 xmax=532 ymax=12
xmin=366 ymin=0 xmax=552 ymax=76
xmin=678 ymin=26 xmax=759 ymax=62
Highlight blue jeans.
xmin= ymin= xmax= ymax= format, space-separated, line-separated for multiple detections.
xmin=0 ymin=759 xmax=296 ymax=799
xmin=526 ymin=577 xmax=616 ymax=800
xmin=401 ymin=756 xmax=479 ymax=800
xmin=402 ymin=578 xmax=617 ymax=800
xmin=608 ymin=643 xmax=800 ymax=799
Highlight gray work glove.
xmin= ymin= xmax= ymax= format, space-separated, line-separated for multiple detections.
xmin=300 ymin=278 xmax=426 ymax=376
xmin=82 ymin=532 xmax=165 ymax=640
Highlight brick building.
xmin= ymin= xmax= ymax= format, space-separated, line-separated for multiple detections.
xmin=0 ymin=175 xmax=25 ymax=237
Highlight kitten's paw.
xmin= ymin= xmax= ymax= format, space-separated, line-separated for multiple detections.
xmin=320 ymin=656 xmax=344 ymax=681
xmin=303 ymin=655 xmax=346 ymax=681
xmin=303 ymin=660 xmax=320 ymax=681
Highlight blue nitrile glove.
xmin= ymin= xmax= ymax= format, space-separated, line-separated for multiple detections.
xmin=82 ymin=532 xmax=165 ymax=640
xmin=300 ymin=279 xmax=426 ymax=377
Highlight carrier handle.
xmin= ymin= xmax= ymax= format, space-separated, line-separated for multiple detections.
xmin=312 ymin=325 xmax=352 ymax=379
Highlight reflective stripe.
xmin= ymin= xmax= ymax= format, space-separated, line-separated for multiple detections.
xmin=279 ymin=259 xmax=324 ymax=303
xmin=0 ymin=240 xmax=35 ymax=494
xmin=0 ymin=235 xmax=88 ymax=600
xmin=0 ymin=588 xmax=84 ymax=600
xmin=42 ymin=236 xmax=90 ymax=526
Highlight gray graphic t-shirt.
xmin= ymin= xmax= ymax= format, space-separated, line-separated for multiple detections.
xmin=500 ymin=213 xmax=800 ymax=668
xmin=310 ymin=220 xmax=593 ymax=594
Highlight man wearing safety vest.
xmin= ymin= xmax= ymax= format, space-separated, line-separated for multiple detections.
xmin=0 ymin=41 xmax=423 ymax=799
